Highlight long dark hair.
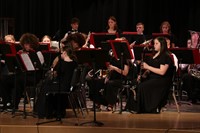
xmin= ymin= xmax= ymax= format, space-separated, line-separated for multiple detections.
xmin=155 ymin=36 xmax=170 ymax=56
xmin=62 ymin=45 xmax=77 ymax=61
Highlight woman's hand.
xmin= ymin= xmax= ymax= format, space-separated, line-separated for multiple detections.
xmin=141 ymin=62 xmax=149 ymax=70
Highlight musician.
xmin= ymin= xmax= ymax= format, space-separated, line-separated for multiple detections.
xmin=0 ymin=33 xmax=43 ymax=110
xmin=86 ymin=53 xmax=129 ymax=111
xmin=129 ymin=22 xmax=151 ymax=48
xmin=136 ymin=36 xmax=174 ymax=113
xmin=0 ymin=35 xmax=16 ymax=76
xmin=61 ymin=17 xmax=80 ymax=43
xmin=180 ymin=31 xmax=200 ymax=104
xmin=36 ymin=45 xmax=78 ymax=118
xmin=160 ymin=21 xmax=177 ymax=48
xmin=4 ymin=34 xmax=16 ymax=43
xmin=105 ymin=16 xmax=121 ymax=34
xmin=52 ymin=33 xmax=85 ymax=68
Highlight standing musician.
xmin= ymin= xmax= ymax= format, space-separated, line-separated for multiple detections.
xmin=0 ymin=33 xmax=44 ymax=111
xmin=136 ymin=36 xmax=174 ymax=113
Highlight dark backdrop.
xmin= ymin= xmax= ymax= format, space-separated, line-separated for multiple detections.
xmin=0 ymin=0 xmax=200 ymax=47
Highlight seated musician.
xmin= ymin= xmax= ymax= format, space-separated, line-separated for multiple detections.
xmin=36 ymin=44 xmax=78 ymax=118
xmin=52 ymin=32 xmax=85 ymax=68
xmin=86 ymin=52 xmax=129 ymax=111
xmin=0 ymin=33 xmax=43 ymax=111
xmin=4 ymin=34 xmax=16 ymax=44
xmin=180 ymin=31 xmax=200 ymax=104
xmin=136 ymin=37 xmax=174 ymax=113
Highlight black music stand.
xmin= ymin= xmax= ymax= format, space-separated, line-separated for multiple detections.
xmin=75 ymin=49 xmax=109 ymax=126
xmin=121 ymin=32 xmax=151 ymax=45
xmin=4 ymin=54 xmax=24 ymax=114
xmin=169 ymin=48 xmax=200 ymax=102
xmin=0 ymin=43 xmax=12 ymax=54
xmin=12 ymin=53 xmax=38 ymax=119
xmin=109 ymin=40 xmax=134 ymax=114
xmin=90 ymin=32 xmax=118 ymax=48
xmin=132 ymin=45 xmax=153 ymax=60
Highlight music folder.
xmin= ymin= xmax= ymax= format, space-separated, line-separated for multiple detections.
xmin=17 ymin=53 xmax=35 ymax=71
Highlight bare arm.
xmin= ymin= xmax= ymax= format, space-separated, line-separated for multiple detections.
xmin=108 ymin=64 xmax=129 ymax=76
xmin=142 ymin=62 xmax=169 ymax=75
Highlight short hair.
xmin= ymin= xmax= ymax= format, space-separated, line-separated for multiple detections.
xmin=4 ymin=34 xmax=15 ymax=42
xmin=64 ymin=33 xmax=85 ymax=47
xmin=71 ymin=17 xmax=80 ymax=24
xmin=19 ymin=33 xmax=39 ymax=50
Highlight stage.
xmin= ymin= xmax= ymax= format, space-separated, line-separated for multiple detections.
xmin=0 ymin=101 xmax=200 ymax=133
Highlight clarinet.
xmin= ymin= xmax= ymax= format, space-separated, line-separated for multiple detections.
xmin=138 ymin=52 xmax=144 ymax=84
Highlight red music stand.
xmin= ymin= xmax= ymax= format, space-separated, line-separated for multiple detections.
xmin=89 ymin=32 xmax=118 ymax=48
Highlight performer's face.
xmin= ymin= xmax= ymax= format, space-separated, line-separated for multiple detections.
xmin=24 ymin=43 xmax=32 ymax=51
xmin=154 ymin=39 xmax=161 ymax=52
xmin=161 ymin=24 xmax=169 ymax=34
xmin=108 ymin=19 xmax=116 ymax=29
xmin=71 ymin=23 xmax=79 ymax=30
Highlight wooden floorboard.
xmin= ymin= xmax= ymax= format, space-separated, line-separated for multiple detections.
xmin=1 ymin=109 xmax=200 ymax=133
xmin=1 ymin=99 xmax=200 ymax=133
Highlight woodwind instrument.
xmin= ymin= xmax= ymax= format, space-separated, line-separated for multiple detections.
xmin=82 ymin=31 xmax=91 ymax=48
xmin=138 ymin=52 xmax=144 ymax=84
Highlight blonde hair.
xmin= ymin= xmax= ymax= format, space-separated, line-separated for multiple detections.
xmin=160 ymin=21 xmax=171 ymax=34
xmin=4 ymin=34 xmax=15 ymax=42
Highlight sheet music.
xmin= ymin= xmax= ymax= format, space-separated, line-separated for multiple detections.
xmin=20 ymin=53 xmax=35 ymax=71
xmin=37 ymin=51 xmax=44 ymax=65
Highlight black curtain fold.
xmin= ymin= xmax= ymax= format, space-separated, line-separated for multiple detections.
xmin=0 ymin=0 xmax=200 ymax=47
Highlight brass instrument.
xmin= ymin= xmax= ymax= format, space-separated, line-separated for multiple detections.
xmin=190 ymin=69 xmax=200 ymax=79
xmin=188 ymin=64 xmax=200 ymax=80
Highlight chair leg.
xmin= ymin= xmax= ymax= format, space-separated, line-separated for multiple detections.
xmin=68 ymin=93 xmax=78 ymax=118
xmin=172 ymin=90 xmax=180 ymax=113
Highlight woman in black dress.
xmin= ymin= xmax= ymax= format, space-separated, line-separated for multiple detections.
xmin=137 ymin=36 xmax=174 ymax=113
xmin=36 ymin=45 xmax=78 ymax=118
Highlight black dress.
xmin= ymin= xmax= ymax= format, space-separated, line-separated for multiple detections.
xmin=137 ymin=53 xmax=174 ymax=113
xmin=36 ymin=59 xmax=77 ymax=118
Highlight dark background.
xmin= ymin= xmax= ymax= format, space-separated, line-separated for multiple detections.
xmin=0 ymin=0 xmax=200 ymax=47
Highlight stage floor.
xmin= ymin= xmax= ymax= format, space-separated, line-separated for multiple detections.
xmin=0 ymin=100 xmax=200 ymax=133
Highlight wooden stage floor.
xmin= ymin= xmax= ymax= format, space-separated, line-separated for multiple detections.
xmin=1 ymin=102 xmax=200 ymax=133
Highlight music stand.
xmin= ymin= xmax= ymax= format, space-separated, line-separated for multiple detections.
xmin=4 ymin=54 xmax=24 ymax=114
xmin=132 ymin=45 xmax=154 ymax=60
xmin=11 ymin=53 xmax=39 ymax=119
xmin=0 ymin=43 xmax=13 ymax=55
xmin=75 ymin=48 xmax=109 ymax=126
xmin=90 ymin=32 xmax=118 ymax=48
xmin=169 ymin=48 xmax=200 ymax=102
xmin=121 ymin=32 xmax=152 ymax=45
xmin=38 ymin=43 xmax=50 ymax=51
xmin=109 ymin=40 xmax=134 ymax=114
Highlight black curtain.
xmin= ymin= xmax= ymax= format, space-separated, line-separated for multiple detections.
xmin=0 ymin=0 xmax=199 ymax=47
